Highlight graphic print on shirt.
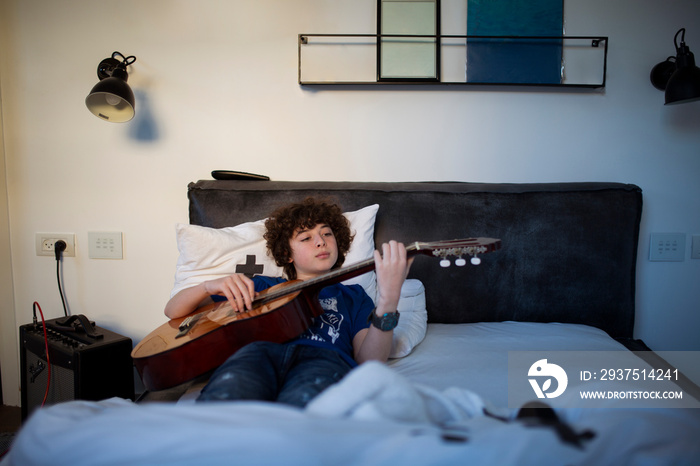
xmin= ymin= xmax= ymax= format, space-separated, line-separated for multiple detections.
xmin=304 ymin=297 xmax=343 ymax=344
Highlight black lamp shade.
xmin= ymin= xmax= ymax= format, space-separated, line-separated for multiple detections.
xmin=85 ymin=76 xmax=135 ymax=122
xmin=650 ymin=59 xmax=676 ymax=90
xmin=664 ymin=48 xmax=700 ymax=105
xmin=652 ymin=30 xmax=700 ymax=105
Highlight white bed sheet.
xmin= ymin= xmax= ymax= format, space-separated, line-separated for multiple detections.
xmin=4 ymin=322 xmax=700 ymax=466
xmin=388 ymin=321 xmax=629 ymax=407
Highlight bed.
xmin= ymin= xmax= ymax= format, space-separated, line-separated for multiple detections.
xmin=4 ymin=180 xmax=700 ymax=466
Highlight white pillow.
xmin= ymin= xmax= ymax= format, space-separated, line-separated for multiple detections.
xmin=170 ymin=204 xmax=380 ymax=299
xmin=389 ymin=279 xmax=428 ymax=359
xmin=339 ymin=205 xmax=378 ymax=302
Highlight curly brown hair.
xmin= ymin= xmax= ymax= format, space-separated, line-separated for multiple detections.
xmin=264 ymin=197 xmax=354 ymax=280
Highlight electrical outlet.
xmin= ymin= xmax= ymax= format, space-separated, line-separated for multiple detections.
xmin=35 ymin=233 xmax=76 ymax=257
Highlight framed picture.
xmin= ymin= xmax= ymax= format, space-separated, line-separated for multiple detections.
xmin=378 ymin=0 xmax=441 ymax=82
xmin=466 ymin=0 xmax=564 ymax=84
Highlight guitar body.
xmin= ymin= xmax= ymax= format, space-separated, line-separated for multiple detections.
xmin=133 ymin=237 xmax=501 ymax=391
xmin=132 ymin=282 xmax=323 ymax=391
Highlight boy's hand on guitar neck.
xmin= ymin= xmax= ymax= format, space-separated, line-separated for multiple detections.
xmin=373 ymin=241 xmax=413 ymax=313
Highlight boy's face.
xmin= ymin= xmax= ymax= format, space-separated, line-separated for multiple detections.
xmin=288 ymin=223 xmax=338 ymax=280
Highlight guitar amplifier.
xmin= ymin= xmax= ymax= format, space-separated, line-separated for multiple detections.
xmin=20 ymin=316 xmax=135 ymax=420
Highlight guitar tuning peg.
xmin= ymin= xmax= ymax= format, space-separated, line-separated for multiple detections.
xmin=470 ymin=256 xmax=481 ymax=265
xmin=440 ymin=259 xmax=451 ymax=268
xmin=455 ymin=258 xmax=466 ymax=267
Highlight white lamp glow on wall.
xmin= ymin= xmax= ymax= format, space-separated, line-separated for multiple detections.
xmin=650 ymin=28 xmax=700 ymax=105
xmin=85 ymin=52 xmax=137 ymax=122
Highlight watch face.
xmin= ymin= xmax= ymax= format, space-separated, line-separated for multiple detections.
xmin=373 ymin=311 xmax=399 ymax=331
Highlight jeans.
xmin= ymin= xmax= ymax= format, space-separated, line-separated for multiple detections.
xmin=196 ymin=341 xmax=352 ymax=408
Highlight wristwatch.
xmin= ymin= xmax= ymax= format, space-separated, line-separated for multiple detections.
xmin=368 ymin=309 xmax=400 ymax=331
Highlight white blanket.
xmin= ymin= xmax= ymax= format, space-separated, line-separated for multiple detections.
xmin=5 ymin=323 xmax=700 ymax=466
xmin=6 ymin=361 xmax=699 ymax=466
xmin=307 ymin=361 xmax=491 ymax=426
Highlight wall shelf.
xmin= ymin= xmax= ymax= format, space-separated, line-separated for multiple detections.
xmin=298 ymin=34 xmax=608 ymax=89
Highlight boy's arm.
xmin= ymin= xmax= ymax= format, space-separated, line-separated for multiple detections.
xmin=353 ymin=241 xmax=412 ymax=364
xmin=164 ymin=274 xmax=256 ymax=319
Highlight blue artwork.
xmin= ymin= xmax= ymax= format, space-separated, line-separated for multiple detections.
xmin=467 ymin=0 xmax=563 ymax=84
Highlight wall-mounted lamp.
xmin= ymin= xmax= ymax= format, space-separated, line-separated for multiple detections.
xmin=85 ymin=52 xmax=137 ymax=122
xmin=650 ymin=28 xmax=700 ymax=105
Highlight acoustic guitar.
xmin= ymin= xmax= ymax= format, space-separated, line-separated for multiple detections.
xmin=132 ymin=238 xmax=501 ymax=391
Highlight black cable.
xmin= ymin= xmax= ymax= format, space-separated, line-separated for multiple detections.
xmin=33 ymin=302 xmax=52 ymax=402
xmin=674 ymin=28 xmax=686 ymax=51
xmin=54 ymin=240 xmax=68 ymax=317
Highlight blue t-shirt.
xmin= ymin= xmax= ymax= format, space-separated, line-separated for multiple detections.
xmin=212 ymin=276 xmax=374 ymax=367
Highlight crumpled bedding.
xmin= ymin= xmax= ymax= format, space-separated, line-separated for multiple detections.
xmin=4 ymin=360 xmax=700 ymax=466
xmin=307 ymin=361 xmax=489 ymax=424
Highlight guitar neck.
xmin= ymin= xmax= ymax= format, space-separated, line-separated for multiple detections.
xmin=253 ymin=238 xmax=500 ymax=306
xmin=253 ymin=251 xmax=379 ymax=306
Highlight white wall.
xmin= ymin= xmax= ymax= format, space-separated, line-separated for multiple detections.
xmin=1 ymin=0 xmax=699 ymax=406
xmin=0 ymin=21 xmax=18 ymax=406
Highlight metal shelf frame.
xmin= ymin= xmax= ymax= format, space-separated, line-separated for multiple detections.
xmin=298 ymin=33 xmax=608 ymax=88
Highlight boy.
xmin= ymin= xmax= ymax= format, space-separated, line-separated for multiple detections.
xmin=164 ymin=198 xmax=412 ymax=407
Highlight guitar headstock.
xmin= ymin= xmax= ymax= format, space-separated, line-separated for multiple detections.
xmin=410 ymin=237 xmax=501 ymax=267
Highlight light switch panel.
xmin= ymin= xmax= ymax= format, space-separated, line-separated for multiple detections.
xmin=88 ymin=231 xmax=123 ymax=259
xmin=649 ymin=233 xmax=685 ymax=262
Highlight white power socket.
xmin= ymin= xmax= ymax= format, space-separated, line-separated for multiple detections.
xmin=35 ymin=233 xmax=76 ymax=257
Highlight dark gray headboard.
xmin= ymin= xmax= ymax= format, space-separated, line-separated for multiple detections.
xmin=188 ymin=180 xmax=642 ymax=339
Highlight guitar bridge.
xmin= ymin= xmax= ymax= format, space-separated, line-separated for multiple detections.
xmin=176 ymin=313 xmax=203 ymax=339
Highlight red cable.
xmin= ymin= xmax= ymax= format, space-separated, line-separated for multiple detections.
xmin=33 ymin=301 xmax=52 ymax=407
